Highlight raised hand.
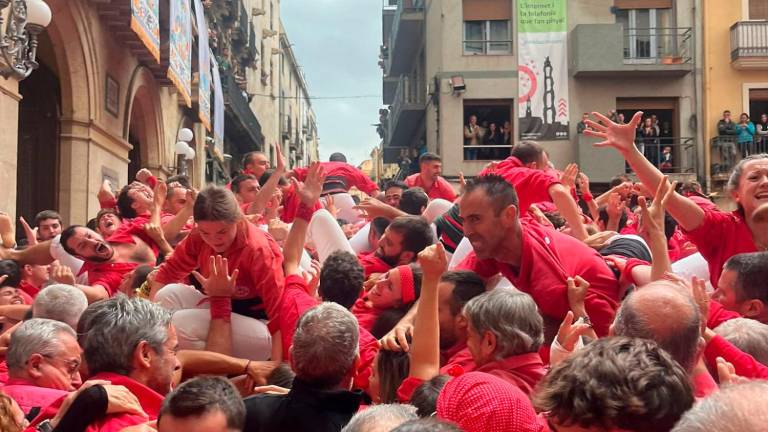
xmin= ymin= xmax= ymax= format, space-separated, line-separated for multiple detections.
xmin=556 ymin=310 xmax=593 ymax=353
xmin=153 ymin=180 xmax=168 ymax=209
xmin=191 ymin=255 xmax=240 ymax=298
xmin=19 ymin=216 xmax=38 ymax=245
xmin=143 ymin=223 xmax=165 ymax=244
xmin=294 ymin=162 xmax=326 ymax=207
xmin=50 ymin=260 xmax=76 ymax=285
xmin=274 ymin=143 xmax=286 ymax=173
xmin=458 ymin=171 xmax=467 ymax=195
xmin=417 ymin=243 xmax=448 ymax=279
xmin=136 ymin=168 xmax=153 ymax=184
xmin=560 ymin=163 xmax=579 ymax=191
xmin=0 ymin=212 xmax=15 ymax=248
xmin=606 ymin=192 xmax=626 ymax=222
xmin=584 ymin=111 xmax=644 ymax=155
xmin=98 ymin=180 xmax=116 ymax=205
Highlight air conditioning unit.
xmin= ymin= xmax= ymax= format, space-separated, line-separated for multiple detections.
xmin=252 ymin=7 xmax=266 ymax=16
xmin=263 ymin=29 xmax=278 ymax=38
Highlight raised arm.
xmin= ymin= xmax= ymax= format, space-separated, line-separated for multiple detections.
xmin=584 ymin=111 xmax=705 ymax=231
xmin=549 ymin=183 xmax=588 ymax=240
xmin=246 ymin=144 xmax=286 ymax=216
xmin=409 ymin=243 xmax=447 ymax=380
xmin=283 ymin=162 xmax=326 ymax=276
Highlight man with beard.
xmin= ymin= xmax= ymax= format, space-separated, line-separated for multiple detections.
xmin=357 ymin=216 xmax=434 ymax=279
xmin=404 ymin=153 xmax=456 ymax=202
xmin=456 ymin=174 xmax=620 ymax=337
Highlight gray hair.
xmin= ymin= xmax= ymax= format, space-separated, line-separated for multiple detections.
xmin=78 ymin=295 xmax=172 ymax=376
xmin=32 ymin=284 xmax=88 ymax=329
xmin=727 ymin=153 xmax=768 ymax=192
xmin=462 ymin=288 xmax=543 ymax=359
xmin=292 ymin=302 xmax=359 ymax=389
xmin=342 ymin=404 xmax=417 ymax=432
xmin=715 ymin=318 xmax=768 ymax=366
xmin=612 ymin=282 xmax=701 ymax=371
xmin=672 ymin=381 xmax=768 ymax=432
xmin=7 ymin=318 xmax=77 ymax=370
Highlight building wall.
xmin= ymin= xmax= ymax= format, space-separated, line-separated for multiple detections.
xmin=417 ymin=0 xmax=700 ymax=181
xmin=703 ymin=0 xmax=768 ymax=182
xmin=1 ymin=0 xmax=199 ymax=225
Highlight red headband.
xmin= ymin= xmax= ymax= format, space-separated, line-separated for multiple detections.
xmin=398 ymin=264 xmax=416 ymax=305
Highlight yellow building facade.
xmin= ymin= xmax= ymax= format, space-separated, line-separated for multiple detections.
xmin=702 ymin=0 xmax=768 ymax=192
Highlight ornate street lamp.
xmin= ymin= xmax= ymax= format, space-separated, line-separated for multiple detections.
xmin=0 ymin=0 xmax=52 ymax=80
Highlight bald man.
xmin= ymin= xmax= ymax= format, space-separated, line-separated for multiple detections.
xmin=611 ymin=279 xmax=713 ymax=397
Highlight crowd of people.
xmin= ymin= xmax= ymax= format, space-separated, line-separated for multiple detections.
xmin=1 ymin=110 xmax=768 ymax=431
xmin=715 ymin=110 xmax=768 ymax=172
xmin=463 ymin=114 xmax=513 ymax=161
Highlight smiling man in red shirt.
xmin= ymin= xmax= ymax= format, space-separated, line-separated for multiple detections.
xmin=404 ymin=153 xmax=457 ymax=202
xmin=457 ymin=174 xmax=620 ymax=337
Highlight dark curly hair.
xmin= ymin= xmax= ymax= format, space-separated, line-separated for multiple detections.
xmin=319 ymin=250 xmax=364 ymax=310
xmin=387 ymin=216 xmax=434 ymax=257
xmin=534 ymin=336 xmax=694 ymax=432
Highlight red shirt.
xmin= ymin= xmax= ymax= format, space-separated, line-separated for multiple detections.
xmin=479 ymin=157 xmax=559 ymax=213
xmin=276 ymin=274 xmax=379 ymax=390
xmin=707 ymin=300 xmax=742 ymax=329
xmin=474 ymin=352 xmax=546 ymax=396
xmin=457 ymin=220 xmax=620 ymax=336
xmin=293 ymin=162 xmax=379 ymax=196
xmin=28 ymin=372 xmax=164 ymax=432
xmin=668 ymin=227 xmax=698 ymax=263
xmin=19 ymin=280 xmax=41 ymax=298
xmin=358 ymin=252 xmax=392 ymax=279
xmin=683 ymin=209 xmax=757 ymax=286
xmin=404 ymin=174 xmax=457 ymax=202
xmin=78 ymin=261 xmax=139 ymax=297
xmin=154 ymin=220 xmax=285 ymax=332
xmin=440 ymin=343 xmax=476 ymax=375
xmin=1 ymin=378 xmax=68 ymax=415
xmin=686 ymin=193 xmax=719 ymax=212
xmin=106 ymin=212 xmax=182 ymax=257
xmin=280 ymin=185 xmax=323 ymax=224
xmin=704 ymin=334 xmax=768 ymax=380
xmin=352 ymin=298 xmax=383 ymax=333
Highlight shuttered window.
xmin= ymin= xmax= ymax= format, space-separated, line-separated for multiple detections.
xmin=462 ymin=0 xmax=511 ymax=21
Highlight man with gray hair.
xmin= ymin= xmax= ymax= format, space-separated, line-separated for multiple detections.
xmin=244 ymin=302 xmax=364 ymax=431
xmin=29 ymin=295 xmax=180 ymax=430
xmin=157 ymin=376 xmax=246 ymax=432
xmin=32 ymin=283 xmax=88 ymax=329
xmin=3 ymin=318 xmax=81 ymax=415
xmin=714 ymin=318 xmax=768 ymax=366
xmin=342 ymin=404 xmax=417 ymax=432
xmin=462 ymin=287 xmax=546 ymax=394
xmin=672 ymin=380 xmax=768 ymax=432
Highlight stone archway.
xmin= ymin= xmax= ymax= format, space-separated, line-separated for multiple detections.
xmin=125 ymin=66 xmax=166 ymax=179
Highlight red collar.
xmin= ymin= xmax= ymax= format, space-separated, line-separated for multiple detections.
xmin=89 ymin=372 xmax=164 ymax=417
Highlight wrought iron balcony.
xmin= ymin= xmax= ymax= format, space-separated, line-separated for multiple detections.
xmin=731 ymin=20 xmax=768 ymax=69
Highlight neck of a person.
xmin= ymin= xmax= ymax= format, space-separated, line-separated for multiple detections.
xmin=7 ymin=370 xmax=34 ymax=384
xmin=420 ymin=172 xmax=435 ymax=187
xmin=746 ymin=213 xmax=768 ymax=251
xmin=496 ymin=228 xmax=523 ymax=267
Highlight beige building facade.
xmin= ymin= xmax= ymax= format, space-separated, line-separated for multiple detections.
xmin=381 ymin=0 xmax=703 ymax=185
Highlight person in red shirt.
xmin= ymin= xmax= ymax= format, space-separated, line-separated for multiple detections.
xmin=352 ymin=263 xmax=423 ymax=333
xmin=711 ymin=252 xmax=768 ymax=323
xmin=29 ymin=296 xmax=181 ymax=431
xmin=404 ymin=153 xmax=457 ymax=202
xmin=584 ymin=111 xmax=767 ymax=287
xmin=479 ymin=141 xmax=588 ymax=240
xmin=462 ymin=288 xmax=546 ymax=395
xmin=18 ymin=262 xmax=49 ymax=298
xmin=290 ymin=152 xmax=379 ymax=197
xmin=231 ymin=174 xmax=261 ymax=205
xmin=242 ymin=151 xmax=271 ymax=178
xmin=94 ymin=208 xmax=122 ymax=239
xmin=151 ymin=185 xmax=284 ymax=359
xmin=358 ymin=215 xmax=434 ymax=279
xmin=3 ymin=319 xmax=81 ymax=415
xmin=436 ymin=271 xmax=485 ymax=374
xmin=457 ymin=174 xmax=620 ymax=337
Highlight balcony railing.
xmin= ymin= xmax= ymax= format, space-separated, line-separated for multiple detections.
xmin=623 ymin=27 xmax=692 ymax=64
xmin=711 ymin=135 xmax=768 ymax=175
xmin=389 ymin=74 xmax=424 ymax=127
xmin=731 ymin=21 xmax=768 ymax=60
xmin=463 ymin=38 xmax=513 ymax=56
xmin=629 ymin=136 xmax=697 ymax=174
xmin=386 ymin=0 xmax=425 ymax=74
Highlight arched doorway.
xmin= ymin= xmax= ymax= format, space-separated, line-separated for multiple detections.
xmin=16 ymin=60 xmax=61 ymax=237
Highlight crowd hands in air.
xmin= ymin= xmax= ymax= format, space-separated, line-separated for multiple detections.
xmin=1 ymin=111 xmax=768 ymax=431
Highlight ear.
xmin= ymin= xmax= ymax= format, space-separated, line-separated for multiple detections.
xmin=741 ymin=299 xmax=765 ymax=318
xmin=730 ymin=188 xmax=742 ymax=205
xmin=501 ymin=204 xmax=519 ymax=227
xmin=455 ymin=313 xmax=468 ymax=331
xmin=134 ymin=340 xmax=153 ymax=370
xmin=482 ymin=330 xmax=497 ymax=357
xmin=27 ymin=353 xmax=44 ymax=379
xmin=399 ymin=251 xmax=415 ymax=265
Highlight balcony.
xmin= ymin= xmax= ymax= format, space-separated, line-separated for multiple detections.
xmin=386 ymin=74 xmax=426 ymax=148
xmin=571 ymin=24 xmax=693 ymax=77
xmin=383 ymin=0 xmax=425 ymax=76
xmin=221 ymin=68 xmax=264 ymax=152
xmin=731 ymin=21 xmax=768 ymax=69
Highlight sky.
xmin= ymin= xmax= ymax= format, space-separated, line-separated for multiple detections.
xmin=281 ymin=0 xmax=383 ymax=167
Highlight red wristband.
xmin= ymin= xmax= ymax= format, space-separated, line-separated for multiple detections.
xmin=209 ymin=296 xmax=232 ymax=322
xmin=296 ymin=203 xmax=316 ymax=223
xmin=582 ymin=192 xmax=594 ymax=202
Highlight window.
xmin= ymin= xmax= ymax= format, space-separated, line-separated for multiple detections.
xmin=462 ymin=101 xmax=513 ymax=161
xmin=750 ymin=0 xmax=768 ymax=20
xmin=616 ymin=8 xmax=675 ymax=62
xmin=463 ymin=20 xmax=511 ymax=55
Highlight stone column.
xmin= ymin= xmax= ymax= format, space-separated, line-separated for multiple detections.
xmin=0 ymin=77 xmax=21 ymax=218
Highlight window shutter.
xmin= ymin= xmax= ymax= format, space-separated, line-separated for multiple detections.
xmin=462 ymin=0 xmax=512 ymax=21
xmin=749 ymin=0 xmax=768 ymax=20
xmin=614 ymin=0 xmax=672 ymax=9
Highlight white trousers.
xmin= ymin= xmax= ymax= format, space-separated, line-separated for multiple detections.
xmin=422 ymin=199 xmax=453 ymax=224
xmin=308 ymin=209 xmax=355 ymax=263
xmin=325 ymin=193 xmax=362 ymax=224
xmin=349 ymin=223 xmax=373 ymax=254
xmin=155 ymin=284 xmax=272 ymax=360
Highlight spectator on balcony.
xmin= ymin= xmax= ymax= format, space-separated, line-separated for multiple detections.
xmin=482 ymin=123 xmax=504 ymax=160
xmin=718 ymin=110 xmax=738 ymax=136
xmin=737 ymin=113 xmax=757 ymax=158
xmin=618 ymin=113 xmax=626 ymax=124
xmin=502 ymin=120 xmax=512 ymax=145
xmin=577 ymin=112 xmax=589 ymax=134
xmin=638 ymin=117 xmax=660 ymax=165
xmin=717 ymin=110 xmax=739 ymax=171
xmin=463 ymin=115 xmax=483 ymax=160
xmin=757 ymin=113 xmax=768 ymax=151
